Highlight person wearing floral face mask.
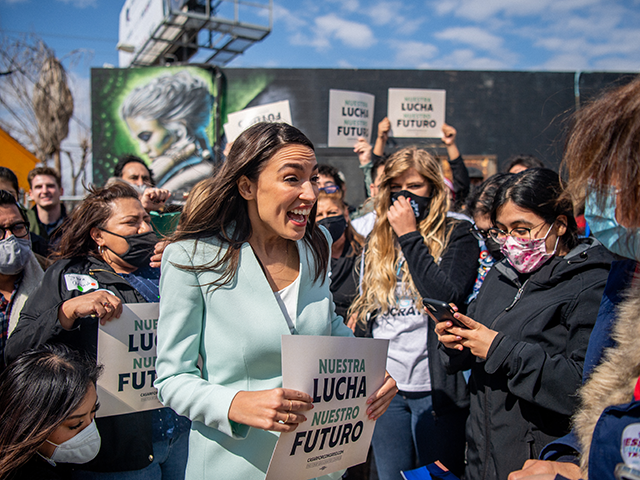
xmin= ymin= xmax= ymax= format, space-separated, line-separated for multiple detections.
xmin=433 ymin=168 xmax=613 ymax=480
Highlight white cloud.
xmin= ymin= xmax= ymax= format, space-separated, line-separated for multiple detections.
xmin=431 ymin=0 xmax=600 ymax=22
xmin=272 ymin=3 xmax=307 ymax=31
xmin=593 ymin=57 xmax=640 ymax=71
xmin=443 ymin=49 xmax=509 ymax=69
xmin=326 ymin=0 xmax=360 ymax=13
xmin=364 ymin=2 xmax=425 ymax=34
xmin=56 ymin=0 xmax=97 ymax=7
xmin=537 ymin=53 xmax=589 ymax=71
xmin=292 ymin=13 xmax=375 ymax=50
xmin=367 ymin=1 xmax=402 ymax=26
xmin=434 ymin=27 xmax=503 ymax=52
xmin=316 ymin=14 xmax=375 ymax=49
xmin=337 ymin=59 xmax=354 ymax=68
xmin=389 ymin=40 xmax=438 ymax=67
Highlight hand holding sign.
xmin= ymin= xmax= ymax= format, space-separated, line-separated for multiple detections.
xmin=365 ymin=372 xmax=397 ymax=420
xmin=59 ymin=290 xmax=123 ymax=329
xmin=229 ymin=388 xmax=315 ymax=433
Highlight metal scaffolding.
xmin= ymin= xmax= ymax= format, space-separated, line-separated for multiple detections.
xmin=122 ymin=0 xmax=272 ymax=67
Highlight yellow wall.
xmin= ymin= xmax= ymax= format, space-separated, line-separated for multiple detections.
xmin=0 ymin=127 xmax=39 ymax=192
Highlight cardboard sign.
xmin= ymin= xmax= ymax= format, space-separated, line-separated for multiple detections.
xmin=327 ymin=89 xmax=375 ymax=147
xmin=96 ymin=303 xmax=163 ymax=417
xmin=387 ymin=88 xmax=446 ymax=138
xmin=224 ymin=100 xmax=293 ymax=142
xmin=265 ymin=335 xmax=389 ymax=480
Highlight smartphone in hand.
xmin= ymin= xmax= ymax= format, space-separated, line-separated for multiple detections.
xmin=422 ymin=298 xmax=468 ymax=329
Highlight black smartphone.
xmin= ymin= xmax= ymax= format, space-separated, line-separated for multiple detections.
xmin=422 ymin=298 xmax=468 ymax=329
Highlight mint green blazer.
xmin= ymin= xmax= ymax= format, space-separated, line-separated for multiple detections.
xmin=155 ymin=234 xmax=353 ymax=480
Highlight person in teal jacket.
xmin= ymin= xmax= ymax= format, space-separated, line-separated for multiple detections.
xmin=154 ymin=122 xmax=397 ymax=480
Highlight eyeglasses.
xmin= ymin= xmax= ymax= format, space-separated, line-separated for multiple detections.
xmin=319 ymin=184 xmax=341 ymax=194
xmin=469 ymin=226 xmax=490 ymax=242
xmin=1 ymin=222 xmax=30 ymax=240
xmin=488 ymin=221 xmax=548 ymax=245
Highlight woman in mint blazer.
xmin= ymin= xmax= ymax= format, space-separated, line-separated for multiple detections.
xmin=155 ymin=123 xmax=397 ymax=480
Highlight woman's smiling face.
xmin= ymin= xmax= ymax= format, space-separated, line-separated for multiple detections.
xmin=240 ymin=144 xmax=319 ymax=242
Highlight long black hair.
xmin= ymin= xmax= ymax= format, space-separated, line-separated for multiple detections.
xmin=466 ymin=172 xmax=514 ymax=219
xmin=171 ymin=122 xmax=329 ymax=287
xmin=0 ymin=344 xmax=102 ymax=476
xmin=491 ymin=168 xmax=579 ymax=250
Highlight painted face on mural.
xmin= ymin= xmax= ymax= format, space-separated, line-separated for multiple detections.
xmin=124 ymin=116 xmax=177 ymax=159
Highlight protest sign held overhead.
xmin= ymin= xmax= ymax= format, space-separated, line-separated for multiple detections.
xmin=328 ymin=89 xmax=375 ymax=147
xmin=224 ymin=100 xmax=293 ymax=143
xmin=387 ymin=88 xmax=446 ymax=138
xmin=265 ymin=335 xmax=389 ymax=480
xmin=96 ymin=303 xmax=163 ymax=417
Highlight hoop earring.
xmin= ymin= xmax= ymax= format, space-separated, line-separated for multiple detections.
xmin=98 ymin=245 xmax=104 ymax=255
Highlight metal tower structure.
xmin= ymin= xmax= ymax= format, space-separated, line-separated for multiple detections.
xmin=118 ymin=0 xmax=272 ymax=67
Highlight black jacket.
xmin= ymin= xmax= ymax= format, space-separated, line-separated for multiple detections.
xmin=441 ymin=238 xmax=613 ymax=480
xmin=329 ymin=241 xmax=360 ymax=321
xmin=5 ymin=256 xmax=154 ymax=473
xmin=365 ymin=219 xmax=479 ymax=414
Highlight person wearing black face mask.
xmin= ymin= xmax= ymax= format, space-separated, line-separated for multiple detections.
xmin=316 ymin=192 xmax=365 ymax=322
xmin=6 ymin=183 xmax=190 ymax=479
xmin=349 ymin=147 xmax=479 ymax=479
xmin=464 ymin=173 xmax=514 ymax=303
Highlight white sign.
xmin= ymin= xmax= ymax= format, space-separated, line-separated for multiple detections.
xmin=327 ymin=90 xmax=375 ymax=148
xmin=96 ymin=303 xmax=163 ymax=417
xmin=118 ymin=0 xmax=170 ymax=67
xmin=224 ymin=100 xmax=293 ymax=143
xmin=265 ymin=336 xmax=389 ymax=480
xmin=387 ymin=88 xmax=446 ymax=138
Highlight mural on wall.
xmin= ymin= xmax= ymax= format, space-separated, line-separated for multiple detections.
xmin=91 ymin=65 xmax=220 ymax=197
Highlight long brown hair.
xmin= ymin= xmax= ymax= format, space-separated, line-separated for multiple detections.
xmin=561 ymin=75 xmax=640 ymax=226
xmin=54 ymin=183 xmax=140 ymax=259
xmin=170 ymin=122 xmax=329 ymax=288
xmin=349 ymin=147 xmax=453 ymax=324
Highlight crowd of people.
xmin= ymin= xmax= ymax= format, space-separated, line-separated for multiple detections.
xmin=1 ymin=75 xmax=640 ymax=480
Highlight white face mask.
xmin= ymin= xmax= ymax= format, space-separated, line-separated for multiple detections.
xmin=0 ymin=235 xmax=31 ymax=275
xmin=41 ymin=419 xmax=101 ymax=466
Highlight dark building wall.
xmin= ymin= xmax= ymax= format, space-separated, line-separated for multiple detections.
xmin=224 ymin=69 xmax=636 ymax=207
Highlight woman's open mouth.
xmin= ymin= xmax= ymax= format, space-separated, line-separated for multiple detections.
xmin=288 ymin=207 xmax=312 ymax=227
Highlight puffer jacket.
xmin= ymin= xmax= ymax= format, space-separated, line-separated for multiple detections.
xmin=441 ymin=238 xmax=613 ymax=480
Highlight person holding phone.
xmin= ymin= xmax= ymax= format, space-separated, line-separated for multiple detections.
xmin=349 ymin=147 xmax=479 ymax=479
xmin=435 ymin=168 xmax=613 ymax=480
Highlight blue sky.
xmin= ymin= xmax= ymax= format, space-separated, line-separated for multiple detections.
xmin=3 ymin=0 xmax=640 ymax=74
xmin=1 ymin=0 xmax=640 ymax=187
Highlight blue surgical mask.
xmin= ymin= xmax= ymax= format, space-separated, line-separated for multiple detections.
xmin=584 ymin=187 xmax=640 ymax=260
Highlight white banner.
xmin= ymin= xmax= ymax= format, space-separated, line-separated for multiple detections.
xmin=96 ymin=303 xmax=163 ymax=417
xmin=265 ymin=336 xmax=389 ymax=480
xmin=224 ymin=100 xmax=293 ymax=143
xmin=387 ymin=88 xmax=446 ymax=138
xmin=327 ymin=89 xmax=375 ymax=148
xmin=118 ymin=0 xmax=167 ymax=67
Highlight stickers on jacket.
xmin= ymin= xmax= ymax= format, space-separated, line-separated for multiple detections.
xmin=64 ymin=274 xmax=99 ymax=293
xmin=622 ymin=423 xmax=640 ymax=468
